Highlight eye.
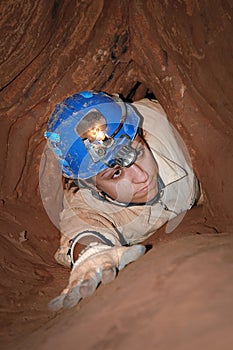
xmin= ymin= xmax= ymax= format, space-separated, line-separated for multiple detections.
xmin=112 ymin=168 xmax=122 ymax=179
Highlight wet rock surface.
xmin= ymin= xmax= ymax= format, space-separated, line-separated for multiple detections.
xmin=0 ymin=1 xmax=233 ymax=349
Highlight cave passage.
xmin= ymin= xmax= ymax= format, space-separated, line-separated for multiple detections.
xmin=0 ymin=1 xmax=233 ymax=350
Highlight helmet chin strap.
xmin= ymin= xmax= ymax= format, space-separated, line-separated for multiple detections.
xmin=74 ymin=174 xmax=165 ymax=208
xmin=109 ymin=94 xmax=127 ymax=138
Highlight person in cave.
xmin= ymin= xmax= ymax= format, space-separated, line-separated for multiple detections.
xmin=44 ymin=90 xmax=200 ymax=310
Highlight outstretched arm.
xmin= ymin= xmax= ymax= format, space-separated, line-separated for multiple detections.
xmin=49 ymin=194 xmax=146 ymax=310
xmin=49 ymin=242 xmax=145 ymax=311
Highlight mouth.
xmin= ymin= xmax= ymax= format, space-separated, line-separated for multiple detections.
xmin=136 ymin=178 xmax=154 ymax=194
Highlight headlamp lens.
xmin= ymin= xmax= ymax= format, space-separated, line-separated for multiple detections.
xmin=87 ymin=127 xmax=106 ymax=142
xmin=114 ymin=145 xmax=137 ymax=167
xmin=76 ymin=109 xmax=107 ymax=142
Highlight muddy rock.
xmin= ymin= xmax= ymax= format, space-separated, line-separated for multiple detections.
xmin=0 ymin=1 xmax=232 ymax=349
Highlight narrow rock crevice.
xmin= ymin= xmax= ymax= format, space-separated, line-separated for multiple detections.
xmin=0 ymin=1 xmax=232 ymax=349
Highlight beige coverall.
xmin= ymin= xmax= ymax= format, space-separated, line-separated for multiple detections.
xmin=55 ymin=99 xmax=199 ymax=268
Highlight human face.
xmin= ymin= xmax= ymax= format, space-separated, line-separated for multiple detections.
xmin=93 ymin=134 xmax=159 ymax=204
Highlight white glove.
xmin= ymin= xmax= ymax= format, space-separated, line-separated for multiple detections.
xmin=49 ymin=242 xmax=146 ymax=311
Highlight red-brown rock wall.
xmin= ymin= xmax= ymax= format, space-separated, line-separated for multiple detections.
xmin=0 ymin=0 xmax=233 ymax=230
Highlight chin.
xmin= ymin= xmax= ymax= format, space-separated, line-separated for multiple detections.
xmin=134 ymin=189 xmax=157 ymax=203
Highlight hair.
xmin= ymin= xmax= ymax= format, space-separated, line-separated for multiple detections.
xmin=62 ymin=177 xmax=79 ymax=192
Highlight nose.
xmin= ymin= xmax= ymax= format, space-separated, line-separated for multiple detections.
xmin=126 ymin=163 xmax=149 ymax=184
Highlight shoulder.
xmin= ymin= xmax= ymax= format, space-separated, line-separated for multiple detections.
xmin=132 ymin=99 xmax=173 ymax=147
xmin=132 ymin=98 xmax=167 ymax=120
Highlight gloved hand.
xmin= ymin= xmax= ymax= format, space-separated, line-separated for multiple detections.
xmin=48 ymin=242 xmax=146 ymax=311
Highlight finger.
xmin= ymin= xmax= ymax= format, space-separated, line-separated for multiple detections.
xmin=118 ymin=245 xmax=146 ymax=271
xmin=101 ymin=267 xmax=117 ymax=284
xmin=48 ymin=294 xmax=66 ymax=311
xmin=79 ymin=277 xmax=98 ymax=298
xmin=63 ymin=285 xmax=81 ymax=309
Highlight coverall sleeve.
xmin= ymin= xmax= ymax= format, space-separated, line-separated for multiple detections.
xmin=55 ymin=189 xmax=125 ymax=267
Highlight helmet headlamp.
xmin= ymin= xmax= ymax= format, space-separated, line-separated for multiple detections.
xmin=45 ymin=91 xmax=141 ymax=179
xmin=76 ymin=100 xmax=137 ymax=170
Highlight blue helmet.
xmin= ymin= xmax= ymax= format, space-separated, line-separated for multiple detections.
xmin=44 ymin=91 xmax=141 ymax=179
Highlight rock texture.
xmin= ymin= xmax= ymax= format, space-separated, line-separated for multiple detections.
xmin=0 ymin=0 xmax=233 ymax=228
xmin=0 ymin=1 xmax=233 ymax=349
